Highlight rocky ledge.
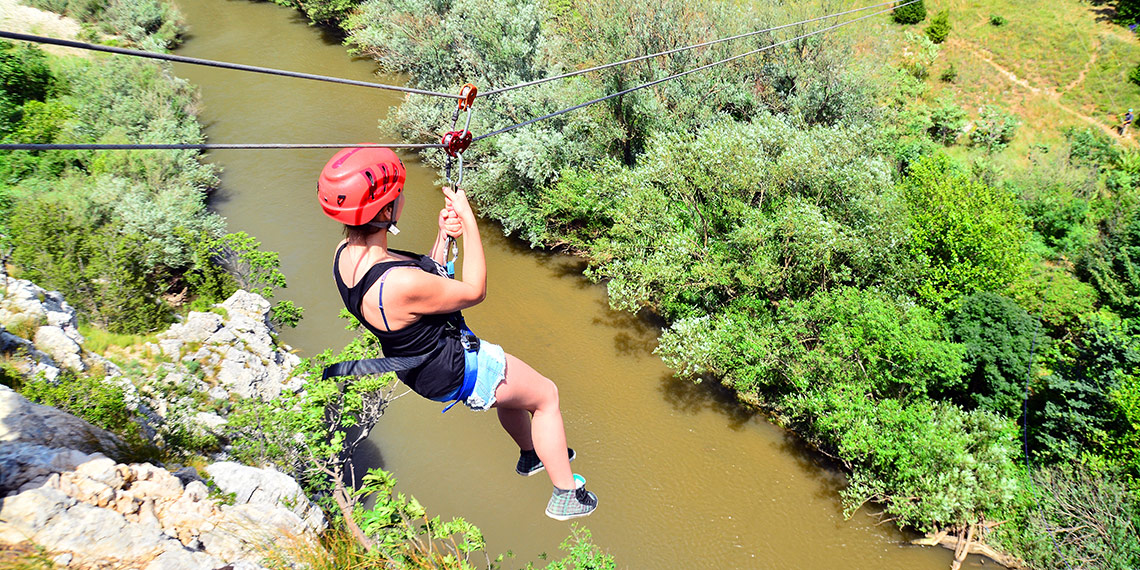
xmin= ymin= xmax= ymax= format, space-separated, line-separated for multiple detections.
xmin=0 ymin=276 xmax=325 ymax=568
xmin=1 ymin=438 xmax=324 ymax=569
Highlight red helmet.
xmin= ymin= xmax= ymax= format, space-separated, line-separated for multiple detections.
xmin=317 ymin=147 xmax=407 ymax=226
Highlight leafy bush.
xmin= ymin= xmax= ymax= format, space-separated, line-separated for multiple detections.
xmin=0 ymin=41 xmax=54 ymax=109
xmin=949 ymin=292 xmax=1041 ymax=417
xmin=658 ymin=287 xmax=965 ymax=401
xmin=1010 ymin=467 xmax=1140 ymax=570
xmin=939 ymin=62 xmax=958 ymax=83
xmin=804 ymin=389 xmax=1022 ymax=533
xmin=928 ymin=96 xmax=967 ymax=144
xmin=990 ymin=14 xmax=1007 ymax=26
xmin=971 ymin=105 xmax=1020 ymax=152
xmin=902 ymin=154 xmax=1030 ymax=307
xmin=101 ymin=0 xmax=186 ymax=46
xmin=1083 ymin=205 xmax=1140 ymax=318
xmin=21 ymin=371 xmax=142 ymax=443
xmin=892 ymin=0 xmax=926 ymax=25
xmin=1030 ymin=315 xmax=1140 ymax=469
xmin=1130 ymin=64 xmax=1140 ymax=87
xmin=925 ymin=10 xmax=951 ymax=44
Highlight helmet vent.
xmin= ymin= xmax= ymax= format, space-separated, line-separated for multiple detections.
xmin=337 ymin=195 xmax=346 ymax=206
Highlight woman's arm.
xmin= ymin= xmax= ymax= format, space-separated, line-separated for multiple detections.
xmin=379 ymin=187 xmax=485 ymax=318
xmin=429 ymin=199 xmax=462 ymax=264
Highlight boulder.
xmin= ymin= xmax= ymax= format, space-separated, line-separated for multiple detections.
xmin=34 ymin=325 xmax=85 ymax=372
xmin=0 ymin=329 xmax=61 ymax=382
xmin=0 ymin=385 xmax=125 ymax=458
xmin=205 ymin=461 xmax=326 ymax=534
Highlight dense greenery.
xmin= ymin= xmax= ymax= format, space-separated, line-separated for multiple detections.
xmin=11 ymin=0 xmax=1136 ymax=566
xmin=305 ymin=0 xmax=1140 ymax=566
xmin=0 ymin=31 xmax=298 ymax=332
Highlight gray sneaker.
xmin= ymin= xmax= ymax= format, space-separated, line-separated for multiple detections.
xmin=545 ymin=475 xmax=598 ymax=521
xmin=516 ymin=447 xmax=575 ymax=477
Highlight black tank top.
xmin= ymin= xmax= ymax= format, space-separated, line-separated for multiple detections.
xmin=332 ymin=244 xmax=465 ymax=399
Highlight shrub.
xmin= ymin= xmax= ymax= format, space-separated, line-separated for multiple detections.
xmin=1017 ymin=468 xmax=1140 ymax=570
xmin=925 ymin=10 xmax=951 ymax=44
xmin=949 ymin=292 xmax=1041 ymax=417
xmin=928 ymin=97 xmax=967 ymax=144
xmin=903 ymin=154 xmax=1030 ymax=307
xmin=990 ymin=14 xmax=1007 ymax=26
xmin=939 ymin=62 xmax=958 ymax=83
xmin=0 ymin=41 xmax=54 ymax=108
xmin=21 ymin=371 xmax=142 ymax=442
xmin=1130 ymin=64 xmax=1140 ymax=87
xmin=892 ymin=0 xmax=926 ymax=25
xmin=972 ymin=105 xmax=1020 ymax=152
xmin=1083 ymin=205 xmax=1140 ymax=319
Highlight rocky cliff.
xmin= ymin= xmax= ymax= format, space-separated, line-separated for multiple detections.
xmin=0 ymin=275 xmax=326 ymax=569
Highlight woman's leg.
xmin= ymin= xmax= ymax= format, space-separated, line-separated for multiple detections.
xmin=497 ymin=407 xmax=533 ymax=450
xmin=492 ymin=353 xmax=574 ymax=489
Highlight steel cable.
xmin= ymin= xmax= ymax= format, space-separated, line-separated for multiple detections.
xmin=0 ymin=30 xmax=461 ymax=99
xmin=481 ymin=0 xmax=906 ymax=97
xmin=474 ymin=1 xmax=913 ymax=142
xmin=0 ymin=142 xmax=443 ymax=150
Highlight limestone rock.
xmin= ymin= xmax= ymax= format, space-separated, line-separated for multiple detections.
xmin=205 ymin=461 xmax=326 ymax=534
xmin=34 ymin=325 xmax=85 ymax=372
xmin=0 ymin=329 xmax=61 ymax=382
xmin=0 ymin=443 xmax=94 ymax=494
xmin=161 ymin=290 xmax=303 ymax=402
xmin=0 ymin=385 xmax=125 ymax=458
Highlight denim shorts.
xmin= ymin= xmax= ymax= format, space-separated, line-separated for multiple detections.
xmin=462 ymin=340 xmax=507 ymax=411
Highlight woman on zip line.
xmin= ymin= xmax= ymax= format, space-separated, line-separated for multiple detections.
xmin=318 ymin=147 xmax=598 ymax=520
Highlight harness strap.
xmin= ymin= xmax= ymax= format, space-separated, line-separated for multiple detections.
xmin=321 ymin=351 xmax=433 ymax=380
xmin=440 ymin=348 xmax=478 ymax=413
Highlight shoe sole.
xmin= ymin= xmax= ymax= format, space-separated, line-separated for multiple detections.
xmin=545 ymin=496 xmax=598 ymax=521
xmin=517 ymin=448 xmax=576 ymax=477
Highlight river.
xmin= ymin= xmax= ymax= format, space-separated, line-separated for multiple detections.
xmin=169 ymin=1 xmax=981 ymax=567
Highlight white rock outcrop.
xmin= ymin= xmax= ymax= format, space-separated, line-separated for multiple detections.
xmin=0 ymin=275 xmax=92 ymax=380
xmin=154 ymin=290 xmax=303 ymax=401
xmin=206 ymin=461 xmax=327 ymax=534
xmin=0 ymin=444 xmax=324 ymax=568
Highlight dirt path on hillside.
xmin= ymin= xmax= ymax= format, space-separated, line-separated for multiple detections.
xmin=0 ymin=0 xmax=86 ymax=56
xmin=949 ymin=36 xmax=1135 ymax=147
xmin=1064 ymin=37 xmax=1100 ymax=93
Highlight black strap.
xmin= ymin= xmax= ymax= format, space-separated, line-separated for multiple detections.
xmin=321 ymin=353 xmax=432 ymax=380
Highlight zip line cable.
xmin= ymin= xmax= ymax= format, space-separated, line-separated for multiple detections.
xmin=480 ymin=0 xmax=905 ymax=97
xmin=0 ymin=30 xmax=461 ymax=100
xmin=0 ymin=142 xmax=443 ymax=151
xmin=474 ymin=1 xmax=913 ymax=142
xmin=0 ymin=1 xmax=911 ymax=150
xmin=1020 ymin=285 xmax=1075 ymax=570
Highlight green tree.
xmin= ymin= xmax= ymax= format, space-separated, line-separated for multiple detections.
xmin=971 ymin=105 xmax=1020 ymax=152
xmin=949 ymin=292 xmax=1041 ymax=417
xmin=892 ymin=0 xmax=926 ymax=25
xmin=928 ymin=96 xmax=967 ymax=144
xmin=1084 ymin=206 xmax=1140 ymax=319
xmin=924 ymin=10 xmax=951 ymax=44
xmin=903 ymin=154 xmax=1030 ymax=307
xmin=0 ymin=41 xmax=54 ymax=107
